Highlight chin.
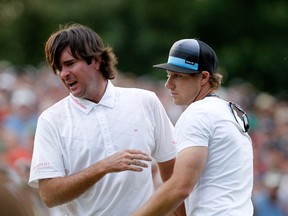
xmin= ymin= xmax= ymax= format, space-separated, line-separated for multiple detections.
xmin=174 ymin=100 xmax=189 ymax=106
xmin=70 ymin=91 xmax=81 ymax=98
xmin=173 ymin=100 xmax=182 ymax=105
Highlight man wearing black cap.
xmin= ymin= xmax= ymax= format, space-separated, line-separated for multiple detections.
xmin=133 ymin=39 xmax=254 ymax=215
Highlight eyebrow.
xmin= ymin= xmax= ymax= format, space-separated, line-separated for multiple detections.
xmin=61 ymin=58 xmax=76 ymax=65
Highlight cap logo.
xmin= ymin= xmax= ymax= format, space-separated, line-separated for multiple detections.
xmin=168 ymin=56 xmax=199 ymax=70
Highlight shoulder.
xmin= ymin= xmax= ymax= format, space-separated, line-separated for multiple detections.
xmin=186 ymin=98 xmax=228 ymax=115
xmin=178 ymin=98 xmax=228 ymax=126
xmin=115 ymin=86 xmax=159 ymax=103
xmin=116 ymin=86 xmax=156 ymax=96
xmin=114 ymin=87 xmax=166 ymax=115
xmin=39 ymin=96 xmax=69 ymax=119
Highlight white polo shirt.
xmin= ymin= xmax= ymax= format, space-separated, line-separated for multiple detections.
xmin=176 ymin=97 xmax=254 ymax=216
xmin=29 ymin=81 xmax=176 ymax=216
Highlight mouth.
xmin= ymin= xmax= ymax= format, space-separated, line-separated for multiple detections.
xmin=68 ymin=81 xmax=77 ymax=88
xmin=170 ymin=92 xmax=178 ymax=96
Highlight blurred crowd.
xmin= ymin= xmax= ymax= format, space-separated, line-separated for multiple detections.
xmin=0 ymin=61 xmax=288 ymax=216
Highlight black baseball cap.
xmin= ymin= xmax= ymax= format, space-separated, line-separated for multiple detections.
xmin=153 ymin=39 xmax=218 ymax=74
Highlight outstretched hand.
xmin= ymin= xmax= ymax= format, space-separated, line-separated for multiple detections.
xmin=100 ymin=149 xmax=152 ymax=173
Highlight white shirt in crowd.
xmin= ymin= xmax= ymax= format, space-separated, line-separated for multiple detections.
xmin=29 ymin=81 xmax=176 ymax=216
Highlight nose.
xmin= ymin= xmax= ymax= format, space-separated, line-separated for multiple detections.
xmin=59 ymin=66 xmax=70 ymax=79
xmin=165 ymin=77 xmax=174 ymax=90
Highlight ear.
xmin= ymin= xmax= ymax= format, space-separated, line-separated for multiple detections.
xmin=93 ymin=56 xmax=102 ymax=70
xmin=200 ymin=71 xmax=210 ymax=86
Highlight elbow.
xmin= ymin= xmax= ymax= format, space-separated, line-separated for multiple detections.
xmin=40 ymin=196 xmax=55 ymax=208
xmin=170 ymin=178 xmax=194 ymax=200
xmin=44 ymin=201 xmax=57 ymax=209
xmin=39 ymin=190 xmax=60 ymax=208
xmin=176 ymin=187 xmax=191 ymax=200
xmin=39 ymin=178 xmax=65 ymax=208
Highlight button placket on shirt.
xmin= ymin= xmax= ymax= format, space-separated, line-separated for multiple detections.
xmin=95 ymin=106 xmax=117 ymax=156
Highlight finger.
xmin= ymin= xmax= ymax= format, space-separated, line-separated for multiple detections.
xmin=130 ymin=155 xmax=152 ymax=162
xmin=127 ymin=152 xmax=152 ymax=162
xmin=129 ymin=159 xmax=150 ymax=168
xmin=127 ymin=149 xmax=151 ymax=157
xmin=126 ymin=161 xmax=149 ymax=172
xmin=127 ymin=166 xmax=144 ymax=172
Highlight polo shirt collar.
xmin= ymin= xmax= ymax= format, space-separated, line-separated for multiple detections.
xmin=69 ymin=80 xmax=116 ymax=114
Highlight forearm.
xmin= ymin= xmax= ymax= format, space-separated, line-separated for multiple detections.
xmin=39 ymin=149 xmax=152 ymax=207
xmin=39 ymin=161 xmax=107 ymax=207
xmin=157 ymin=159 xmax=186 ymax=215
xmin=132 ymin=178 xmax=188 ymax=216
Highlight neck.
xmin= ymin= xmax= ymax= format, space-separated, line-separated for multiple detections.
xmin=190 ymin=88 xmax=213 ymax=105
xmin=197 ymin=87 xmax=216 ymax=100
xmin=205 ymin=93 xmax=219 ymax=98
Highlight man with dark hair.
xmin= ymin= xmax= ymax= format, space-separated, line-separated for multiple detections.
xmin=28 ymin=23 xmax=177 ymax=215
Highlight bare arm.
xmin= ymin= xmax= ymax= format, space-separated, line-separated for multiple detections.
xmin=39 ymin=149 xmax=152 ymax=208
xmin=132 ymin=146 xmax=208 ymax=216
xmin=157 ymin=158 xmax=186 ymax=216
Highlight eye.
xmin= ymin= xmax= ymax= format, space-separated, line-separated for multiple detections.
xmin=66 ymin=61 xmax=75 ymax=66
xmin=173 ymin=73 xmax=182 ymax=78
xmin=166 ymin=72 xmax=178 ymax=78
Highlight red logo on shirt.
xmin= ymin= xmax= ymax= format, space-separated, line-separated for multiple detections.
xmin=71 ymin=97 xmax=87 ymax=109
xmin=33 ymin=162 xmax=50 ymax=170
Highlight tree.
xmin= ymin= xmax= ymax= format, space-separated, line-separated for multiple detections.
xmin=0 ymin=0 xmax=287 ymax=94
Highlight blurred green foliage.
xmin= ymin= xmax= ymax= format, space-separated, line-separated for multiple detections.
xmin=0 ymin=0 xmax=287 ymax=94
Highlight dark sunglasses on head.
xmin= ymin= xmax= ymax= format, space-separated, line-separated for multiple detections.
xmin=229 ymin=101 xmax=250 ymax=133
